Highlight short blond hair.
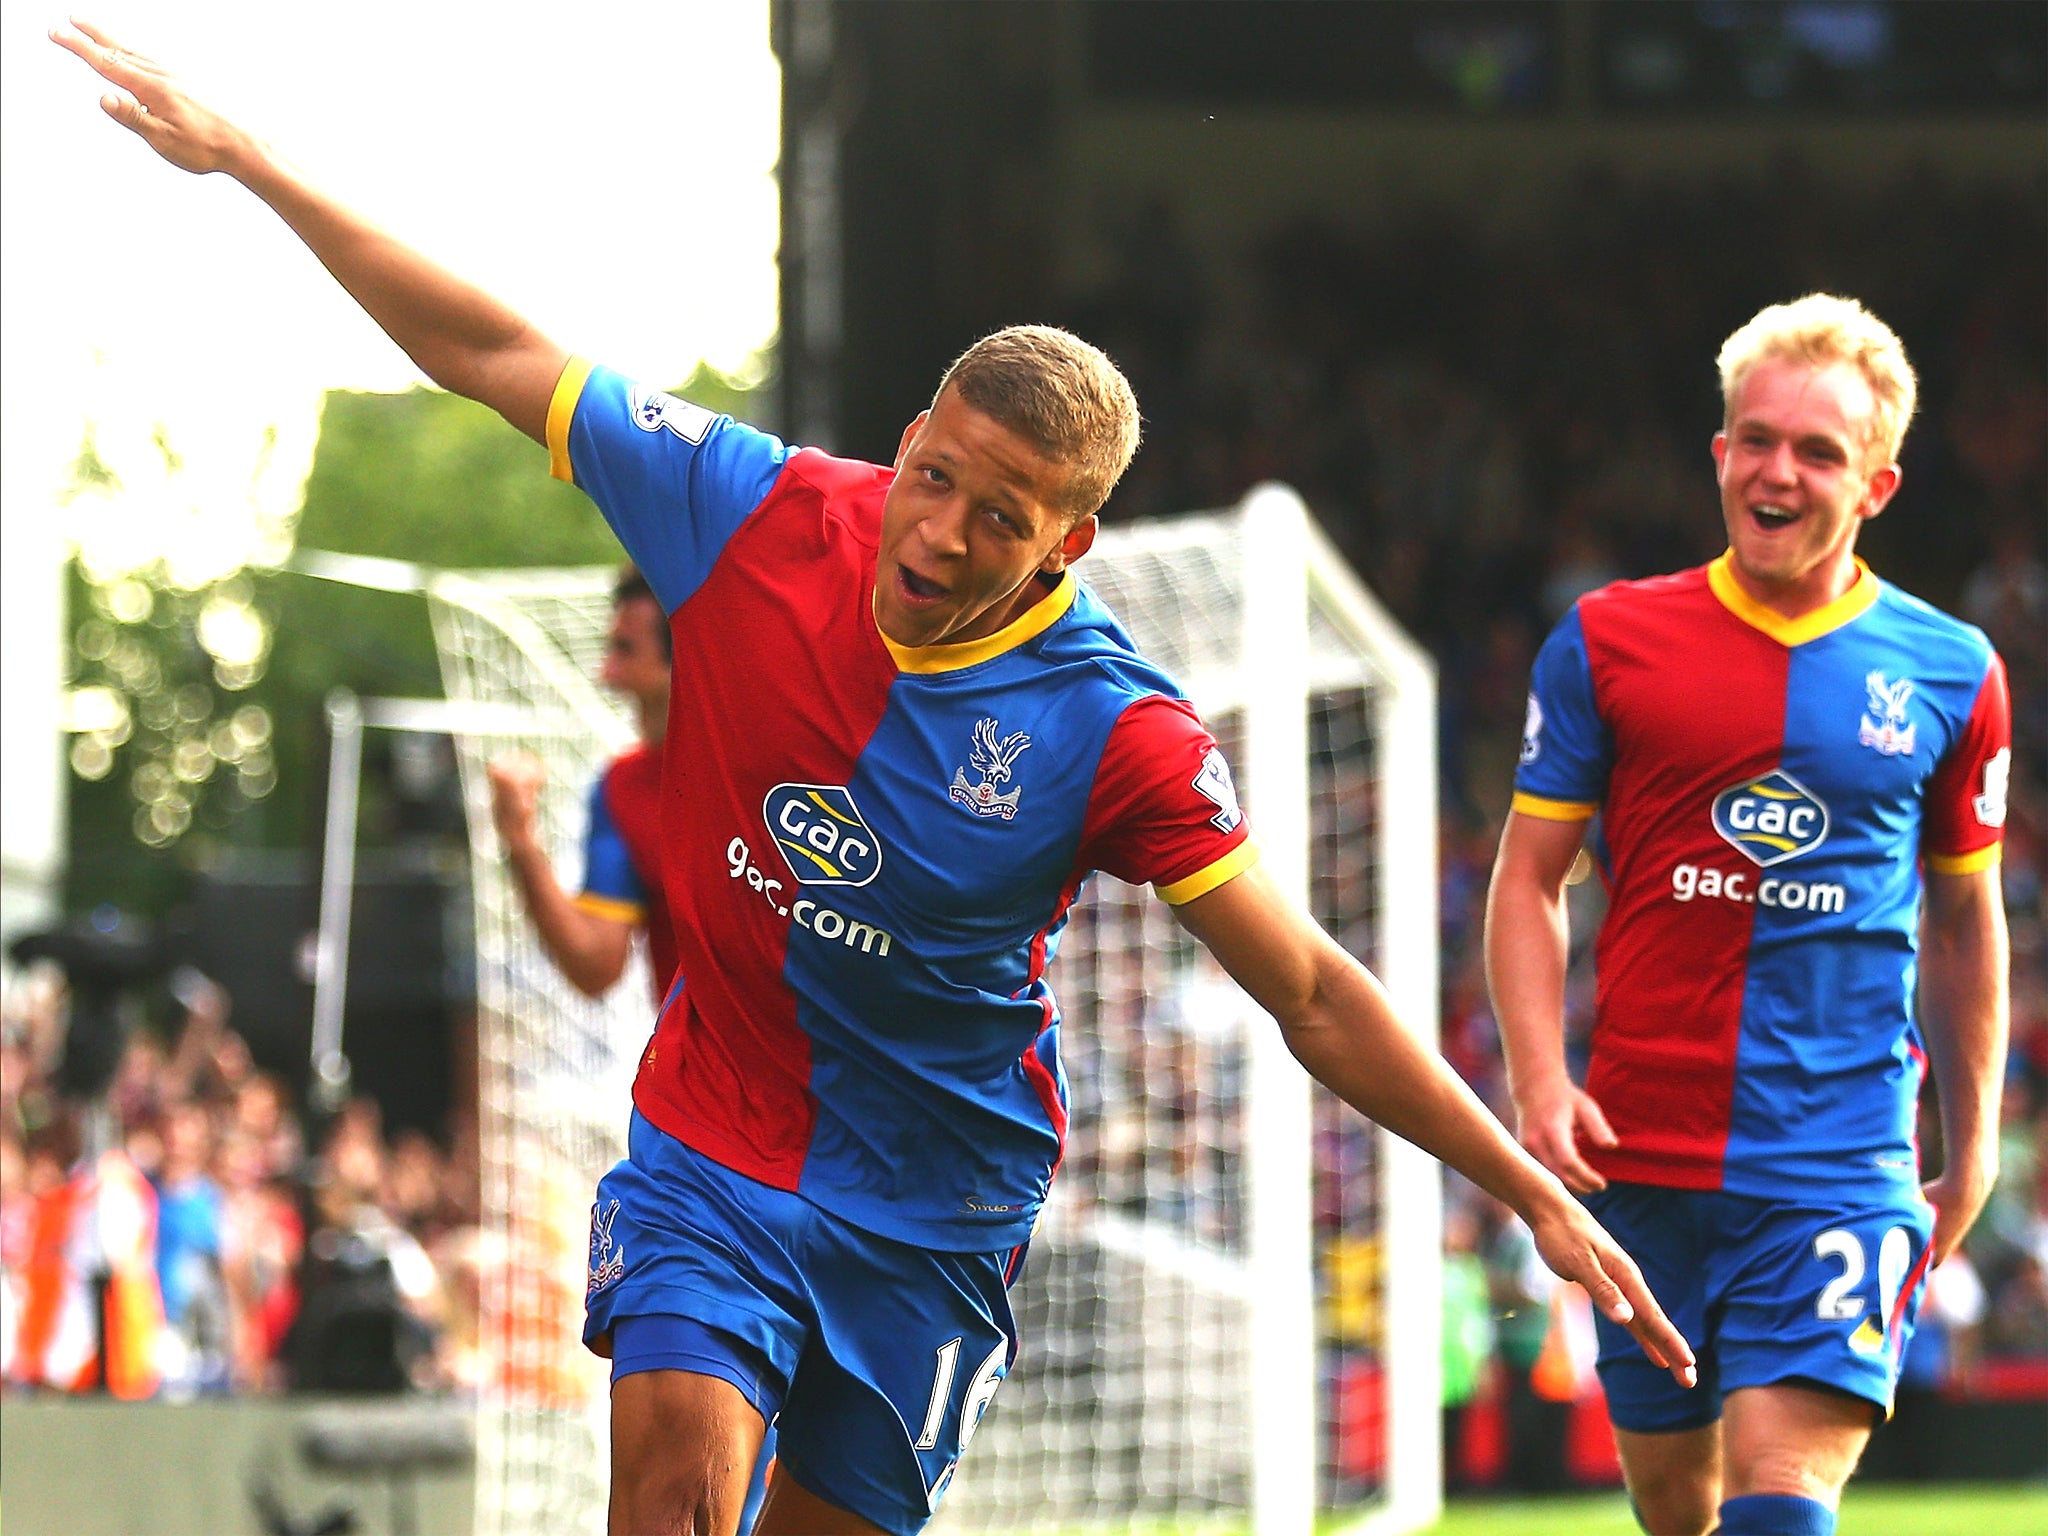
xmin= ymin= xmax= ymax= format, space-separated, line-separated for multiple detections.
xmin=935 ymin=325 xmax=1141 ymax=518
xmin=1717 ymin=294 xmax=1917 ymax=465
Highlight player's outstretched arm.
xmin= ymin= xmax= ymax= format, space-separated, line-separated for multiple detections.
xmin=1483 ymin=810 xmax=1616 ymax=1193
xmin=488 ymin=754 xmax=634 ymax=998
xmin=1919 ymin=863 xmax=2010 ymax=1265
xmin=1175 ymin=863 xmax=1696 ymax=1387
xmin=50 ymin=19 xmax=566 ymax=443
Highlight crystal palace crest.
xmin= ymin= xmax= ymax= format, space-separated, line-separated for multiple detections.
xmin=950 ymin=717 xmax=1032 ymax=820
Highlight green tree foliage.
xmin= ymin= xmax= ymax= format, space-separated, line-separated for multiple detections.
xmin=65 ymin=365 xmax=764 ymax=916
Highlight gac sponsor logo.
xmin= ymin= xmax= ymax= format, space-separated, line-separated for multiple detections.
xmin=1712 ymin=769 xmax=1830 ymax=867
xmin=765 ymin=783 xmax=881 ymax=887
xmin=726 ymin=832 xmax=896 ymax=958
xmin=1671 ymin=863 xmax=1848 ymax=914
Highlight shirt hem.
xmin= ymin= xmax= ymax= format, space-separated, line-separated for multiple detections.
xmin=1157 ymin=836 xmax=1261 ymax=905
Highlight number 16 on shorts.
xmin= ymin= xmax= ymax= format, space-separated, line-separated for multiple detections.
xmin=916 ymin=1334 xmax=1009 ymax=1508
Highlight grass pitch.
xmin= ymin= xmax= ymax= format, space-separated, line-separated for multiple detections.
xmin=1422 ymin=1482 xmax=2048 ymax=1534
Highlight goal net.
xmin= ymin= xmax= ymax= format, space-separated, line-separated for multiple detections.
xmin=364 ymin=482 xmax=1438 ymax=1536
xmin=424 ymin=569 xmax=646 ymax=1536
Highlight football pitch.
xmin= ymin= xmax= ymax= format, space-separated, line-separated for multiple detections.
xmin=1416 ymin=1482 xmax=2048 ymax=1535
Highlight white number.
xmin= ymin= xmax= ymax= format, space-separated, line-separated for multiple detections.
xmin=1814 ymin=1228 xmax=1866 ymax=1321
xmin=915 ymin=1338 xmax=961 ymax=1451
xmin=959 ymin=1338 xmax=1008 ymax=1451
xmin=1877 ymin=1226 xmax=1911 ymax=1338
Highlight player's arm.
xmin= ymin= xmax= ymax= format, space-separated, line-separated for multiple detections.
xmin=1175 ymin=862 xmax=1695 ymax=1386
xmin=1918 ymin=861 xmax=2009 ymax=1265
xmin=488 ymin=755 xmax=634 ymax=999
xmin=1483 ymin=809 xmax=1617 ymax=1194
xmin=51 ymin=20 xmax=565 ymax=442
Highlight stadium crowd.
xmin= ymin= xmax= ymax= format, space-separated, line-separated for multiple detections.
xmin=1071 ymin=164 xmax=2048 ymax=1451
xmin=0 ymin=966 xmax=486 ymax=1400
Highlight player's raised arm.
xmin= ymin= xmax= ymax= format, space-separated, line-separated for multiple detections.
xmin=1484 ymin=809 xmax=1619 ymax=1194
xmin=1173 ymin=861 xmax=1696 ymax=1388
xmin=50 ymin=18 xmax=567 ymax=443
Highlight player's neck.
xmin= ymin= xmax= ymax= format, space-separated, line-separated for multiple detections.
xmin=637 ymin=694 xmax=668 ymax=746
xmin=1723 ymin=548 xmax=1862 ymax=621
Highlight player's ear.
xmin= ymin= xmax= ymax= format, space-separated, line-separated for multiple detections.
xmin=1710 ymin=430 xmax=1730 ymax=479
xmin=894 ymin=411 xmax=930 ymax=470
xmin=1044 ymin=513 xmax=1097 ymax=574
xmin=1859 ymin=461 xmax=1901 ymax=522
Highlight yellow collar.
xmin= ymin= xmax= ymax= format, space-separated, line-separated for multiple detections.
xmin=1707 ymin=552 xmax=1879 ymax=647
xmin=877 ymin=573 xmax=1075 ymax=675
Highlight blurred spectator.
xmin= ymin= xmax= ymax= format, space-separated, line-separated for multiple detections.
xmin=153 ymin=1099 xmax=230 ymax=1396
xmin=1440 ymin=1201 xmax=1497 ymax=1491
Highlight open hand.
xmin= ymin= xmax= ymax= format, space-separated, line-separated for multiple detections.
xmin=1529 ymin=1195 xmax=1697 ymax=1390
xmin=51 ymin=17 xmax=253 ymax=176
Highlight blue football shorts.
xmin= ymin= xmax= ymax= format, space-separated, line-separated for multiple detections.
xmin=1585 ymin=1182 xmax=1936 ymax=1434
xmin=585 ymin=1111 xmax=1028 ymax=1534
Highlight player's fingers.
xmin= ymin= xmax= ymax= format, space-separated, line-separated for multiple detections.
xmin=99 ymin=89 xmax=152 ymax=135
xmin=1529 ymin=1130 xmax=1605 ymax=1194
xmin=1575 ymin=1093 xmax=1619 ymax=1149
xmin=1595 ymin=1253 xmax=1697 ymax=1387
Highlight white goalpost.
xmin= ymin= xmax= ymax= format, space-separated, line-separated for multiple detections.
xmin=298 ymin=481 xmax=1440 ymax=1536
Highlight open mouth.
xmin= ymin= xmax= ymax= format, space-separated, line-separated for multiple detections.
xmin=1749 ymin=503 xmax=1798 ymax=529
xmin=897 ymin=564 xmax=947 ymax=603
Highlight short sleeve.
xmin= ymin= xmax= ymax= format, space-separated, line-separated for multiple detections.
xmin=546 ymin=359 xmax=794 ymax=612
xmin=1512 ymin=607 xmax=1611 ymax=822
xmin=1923 ymin=650 xmax=2010 ymax=876
xmin=575 ymin=772 xmax=646 ymax=925
xmin=1078 ymin=695 xmax=1260 ymax=905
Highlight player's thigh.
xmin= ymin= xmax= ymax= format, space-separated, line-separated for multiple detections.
xmin=1720 ymin=1380 xmax=1875 ymax=1502
xmin=775 ymin=1232 xmax=1028 ymax=1535
xmin=756 ymin=1462 xmax=891 ymax=1536
xmin=1584 ymin=1184 xmax=1723 ymax=1435
xmin=609 ymin=1367 xmax=767 ymax=1536
xmin=1613 ymin=1421 xmax=1722 ymax=1536
xmin=1714 ymin=1190 xmax=1934 ymax=1436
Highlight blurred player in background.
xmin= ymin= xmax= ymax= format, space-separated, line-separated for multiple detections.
xmin=487 ymin=567 xmax=777 ymax=1529
xmin=488 ymin=565 xmax=679 ymax=1005
xmin=58 ymin=22 xmax=1695 ymax=1534
xmin=1487 ymin=295 xmax=2011 ymax=1536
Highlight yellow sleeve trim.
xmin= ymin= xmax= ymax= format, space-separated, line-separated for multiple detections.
xmin=547 ymin=356 xmax=596 ymax=483
xmin=1511 ymin=792 xmax=1599 ymax=823
xmin=1157 ymin=838 xmax=1262 ymax=906
xmin=572 ymin=892 xmax=643 ymax=925
xmin=1925 ymin=844 xmax=2001 ymax=877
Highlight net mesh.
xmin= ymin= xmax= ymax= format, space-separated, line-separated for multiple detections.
xmin=426 ymin=570 xmax=640 ymax=1536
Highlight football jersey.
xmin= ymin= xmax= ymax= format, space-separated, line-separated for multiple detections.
xmin=548 ymin=360 xmax=1258 ymax=1249
xmin=1515 ymin=555 xmax=2009 ymax=1201
xmin=574 ymin=743 xmax=679 ymax=1005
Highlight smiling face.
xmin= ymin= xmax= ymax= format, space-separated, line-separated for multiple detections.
xmin=874 ymin=385 xmax=1098 ymax=649
xmin=1711 ymin=355 xmax=1902 ymax=617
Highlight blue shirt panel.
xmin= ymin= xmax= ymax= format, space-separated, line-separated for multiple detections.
xmin=1516 ymin=607 xmax=1611 ymax=806
xmin=567 ymin=365 xmax=793 ymax=612
xmin=580 ymin=772 xmax=647 ymax=909
xmin=1722 ymin=583 xmax=1998 ymax=1199
xmin=787 ymin=582 xmax=1193 ymax=1244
